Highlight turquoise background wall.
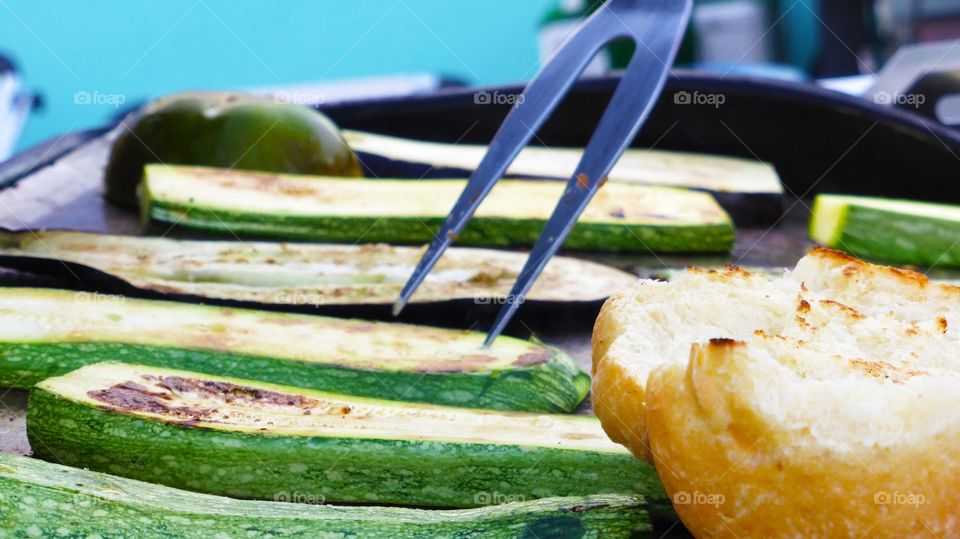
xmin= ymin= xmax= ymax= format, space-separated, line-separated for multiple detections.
xmin=1 ymin=1 xmax=556 ymax=150
xmin=2 ymin=1 xmax=821 ymax=152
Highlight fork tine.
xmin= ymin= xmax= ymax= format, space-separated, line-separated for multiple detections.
xmin=392 ymin=8 xmax=624 ymax=317
xmin=483 ymin=0 xmax=692 ymax=346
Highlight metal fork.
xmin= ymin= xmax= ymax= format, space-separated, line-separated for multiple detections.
xmin=393 ymin=0 xmax=693 ymax=346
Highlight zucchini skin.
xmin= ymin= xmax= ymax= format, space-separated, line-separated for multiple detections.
xmin=812 ymin=197 xmax=960 ymax=268
xmin=147 ymin=205 xmax=735 ymax=253
xmin=0 ymin=454 xmax=651 ymax=538
xmin=0 ymin=342 xmax=589 ymax=413
xmin=27 ymin=388 xmax=672 ymax=518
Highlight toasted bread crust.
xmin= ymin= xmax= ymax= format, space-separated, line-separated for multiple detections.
xmin=592 ymin=292 xmax=627 ymax=374
xmin=592 ymin=355 xmax=649 ymax=460
xmin=592 ymin=248 xmax=960 ymax=537
xmin=646 ymin=341 xmax=960 ymax=538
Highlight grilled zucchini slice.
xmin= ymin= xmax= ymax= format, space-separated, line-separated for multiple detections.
xmin=0 ymin=229 xmax=636 ymax=306
xmin=27 ymin=362 xmax=670 ymax=516
xmin=0 ymin=453 xmax=652 ymax=538
xmin=139 ymin=164 xmax=735 ymax=253
xmin=0 ymin=288 xmax=588 ymax=412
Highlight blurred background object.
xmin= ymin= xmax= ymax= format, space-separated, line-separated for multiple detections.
xmin=3 ymin=0 xmax=960 ymax=157
xmin=0 ymin=53 xmax=32 ymax=161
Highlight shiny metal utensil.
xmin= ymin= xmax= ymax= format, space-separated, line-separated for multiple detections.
xmin=394 ymin=0 xmax=693 ymax=346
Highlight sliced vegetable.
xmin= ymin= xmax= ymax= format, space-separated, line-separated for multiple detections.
xmin=343 ymin=130 xmax=783 ymax=224
xmin=28 ymin=362 xmax=670 ymax=517
xmin=810 ymin=194 xmax=960 ymax=268
xmin=105 ymin=92 xmax=361 ymax=208
xmin=0 ymin=229 xmax=637 ymax=306
xmin=140 ymin=164 xmax=735 ymax=253
xmin=0 ymin=453 xmax=652 ymax=538
xmin=0 ymin=288 xmax=588 ymax=412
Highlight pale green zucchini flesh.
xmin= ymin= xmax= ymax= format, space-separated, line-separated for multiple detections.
xmin=139 ymin=164 xmax=735 ymax=253
xmin=27 ymin=362 xmax=671 ymax=517
xmin=0 ymin=229 xmax=637 ymax=305
xmin=0 ymin=287 xmax=589 ymax=412
xmin=810 ymin=194 xmax=960 ymax=268
xmin=343 ymin=129 xmax=782 ymax=194
xmin=342 ymin=130 xmax=782 ymax=225
xmin=0 ymin=453 xmax=652 ymax=538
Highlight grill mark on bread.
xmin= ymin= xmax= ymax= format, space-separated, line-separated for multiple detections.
xmin=818 ymin=299 xmax=864 ymax=319
xmin=813 ymin=246 xmax=930 ymax=286
xmin=846 ymin=358 xmax=926 ymax=383
xmin=938 ymin=317 xmax=948 ymax=333
xmin=708 ymin=338 xmax=745 ymax=347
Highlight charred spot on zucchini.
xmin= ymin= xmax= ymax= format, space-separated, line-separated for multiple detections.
xmin=811 ymin=194 xmax=960 ymax=268
xmin=0 ymin=229 xmax=637 ymax=306
xmin=140 ymin=164 xmax=735 ymax=253
xmin=0 ymin=453 xmax=652 ymax=538
xmin=0 ymin=287 xmax=589 ymax=412
xmin=27 ymin=362 xmax=671 ymax=518
xmin=343 ymin=130 xmax=783 ymax=225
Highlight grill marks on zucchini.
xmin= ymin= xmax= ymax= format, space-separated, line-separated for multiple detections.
xmin=0 ymin=453 xmax=652 ymax=538
xmin=27 ymin=363 xmax=669 ymax=513
xmin=140 ymin=164 xmax=735 ymax=253
xmin=0 ymin=229 xmax=637 ymax=305
xmin=0 ymin=288 xmax=589 ymax=412
xmin=65 ymin=364 xmax=609 ymax=450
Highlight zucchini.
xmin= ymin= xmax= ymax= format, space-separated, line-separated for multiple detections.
xmin=0 ymin=229 xmax=637 ymax=306
xmin=810 ymin=194 xmax=960 ymax=268
xmin=140 ymin=164 xmax=735 ymax=253
xmin=343 ymin=130 xmax=783 ymax=225
xmin=0 ymin=453 xmax=652 ymax=538
xmin=27 ymin=362 xmax=670 ymax=517
xmin=0 ymin=288 xmax=589 ymax=412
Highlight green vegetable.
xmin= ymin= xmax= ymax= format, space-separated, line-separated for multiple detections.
xmin=140 ymin=164 xmax=735 ymax=253
xmin=810 ymin=194 xmax=960 ymax=268
xmin=0 ymin=288 xmax=589 ymax=412
xmin=28 ymin=362 xmax=670 ymax=517
xmin=105 ymin=92 xmax=361 ymax=208
xmin=344 ymin=129 xmax=783 ymax=224
xmin=0 ymin=229 xmax=637 ymax=306
xmin=0 ymin=453 xmax=652 ymax=538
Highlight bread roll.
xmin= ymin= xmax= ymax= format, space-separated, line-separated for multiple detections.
xmin=593 ymin=248 xmax=960 ymax=537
